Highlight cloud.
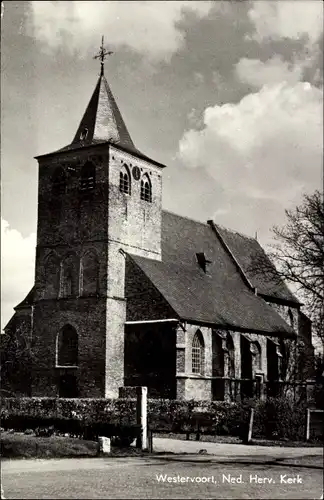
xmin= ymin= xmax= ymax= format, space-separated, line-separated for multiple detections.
xmin=178 ymin=81 xmax=322 ymax=224
xmin=1 ymin=219 xmax=36 ymax=330
xmin=247 ymin=0 xmax=323 ymax=45
xmin=194 ymin=72 xmax=205 ymax=84
xmin=28 ymin=0 xmax=213 ymax=62
xmin=235 ymin=55 xmax=303 ymax=89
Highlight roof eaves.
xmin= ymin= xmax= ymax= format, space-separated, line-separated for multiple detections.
xmin=34 ymin=140 xmax=108 ymax=160
xmin=35 ymin=140 xmax=166 ymax=169
xmin=110 ymin=142 xmax=167 ymax=169
xmin=179 ymin=315 xmax=295 ymax=338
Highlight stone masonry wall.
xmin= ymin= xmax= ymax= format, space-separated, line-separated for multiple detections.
xmin=32 ymin=298 xmax=106 ymax=397
xmin=176 ymin=323 xmax=213 ymax=400
xmin=32 ymin=142 xmax=165 ymax=398
xmin=32 ymin=146 xmax=110 ymax=397
xmin=105 ymin=146 xmax=164 ymax=397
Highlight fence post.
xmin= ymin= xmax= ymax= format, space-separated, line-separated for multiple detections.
xmin=247 ymin=408 xmax=254 ymax=443
xmin=306 ymin=408 xmax=310 ymax=441
xmin=136 ymin=386 xmax=147 ymax=450
xmin=147 ymin=429 xmax=153 ymax=453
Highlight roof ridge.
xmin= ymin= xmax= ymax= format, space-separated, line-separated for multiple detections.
xmin=162 ymin=209 xmax=208 ymax=227
xmin=215 ymin=222 xmax=257 ymax=242
xmin=162 ymin=211 xmax=260 ymax=243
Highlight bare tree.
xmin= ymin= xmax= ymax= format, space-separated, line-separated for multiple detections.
xmin=250 ymin=190 xmax=324 ymax=347
xmin=0 ymin=325 xmax=36 ymax=396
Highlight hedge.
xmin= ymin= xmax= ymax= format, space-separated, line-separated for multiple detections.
xmin=1 ymin=398 xmax=138 ymax=441
xmin=0 ymin=398 xmax=245 ymax=437
xmin=0 ymin=396 xmax=317 ymax=442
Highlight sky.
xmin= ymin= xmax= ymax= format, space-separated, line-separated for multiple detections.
xmin=1 ymin=0 xmax=323 ymax=330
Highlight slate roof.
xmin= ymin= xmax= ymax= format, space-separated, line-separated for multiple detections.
xmin=127 ymin=211 xmax=295 ymax=337
xmin=215 ymin=225 xmax=299 ymax=304
xmin=3 ymin=288 xmax=35 ymax=331
xmin=71 ymin=73 xmax=136 ymax=152
xmin=15 ymin=286 xmax=35 ymax=310
xmin=35 ymin=74 xmax=165 ymax=168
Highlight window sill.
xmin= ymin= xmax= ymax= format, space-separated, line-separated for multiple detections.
xmin=55 ymin=365 xmax=78 ymax=369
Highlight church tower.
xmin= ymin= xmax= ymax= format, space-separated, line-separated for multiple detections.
xmin=32 ymin=39 xmax=166 ymax=397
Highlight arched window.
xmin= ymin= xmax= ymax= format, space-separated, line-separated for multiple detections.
xmin=52 ymin=167 xmax=66 ymax=196
xmin=192 ymin=330 xmax=205 ymax=375
xmin=140 ymin=174 xmax=152 ymax=202
xmin=80 ymin=251 xmax=99 ymax=296
xmin=226 ymin=333 xmax=235 ymax=378
xmin=80 ymin=161 xmax=96 ymax=192
xmin=56 ymin=325 xmax=78 ymax=367
xmin=60 ymin=254 xmax=79 ymax=298
xmin=251 ymin=341 xmax=262 ymax=371
xmin=119 ymin=165 xmax=131 ymax=194
xmin=44 ymin=252 xmax=60 ymax=298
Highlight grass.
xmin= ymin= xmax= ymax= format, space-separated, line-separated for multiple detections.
xmin=0 ymin=431 xmax=154 ymax=459
xmin=1 ymin=432 xmax=99 ymax=459
xmin=1 ymin=431 xmax=321 ymax=460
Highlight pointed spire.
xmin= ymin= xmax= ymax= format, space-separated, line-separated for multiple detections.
xmin=70 ymin=37 xmax=135 ymax=151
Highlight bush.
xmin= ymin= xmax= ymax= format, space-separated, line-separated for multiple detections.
xmin=0 ymin=398 xmax=138 ymax=442
xmin=147 ymin=399 xmax=243 ymax=435
xmin=250 ymin=397 xmax=308 ymax=441
xmin=0 ymin=396 xmax=314 ymax=443
xmin=111 ymin=435 xmax=135 ymax=448
xmin=35 ymin=426 xmax=55 ymax=437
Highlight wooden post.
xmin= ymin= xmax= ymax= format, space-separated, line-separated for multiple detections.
xmin=306 ymin=408 xmax=310 ymax=441
xmin=247 ymin=408 xmax=254 ymax=443
xmin=136 ymin=386 xmax=148 ymax=450
xmin=147 ymin=429 xmax=153 ymax=453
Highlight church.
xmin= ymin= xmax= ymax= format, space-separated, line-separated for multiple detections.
xmin=3 ymin=44 xmax=314 ymax=401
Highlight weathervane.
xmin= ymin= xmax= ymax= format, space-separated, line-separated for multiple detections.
xmin=94 ymin=35 xmax=113 ymax=76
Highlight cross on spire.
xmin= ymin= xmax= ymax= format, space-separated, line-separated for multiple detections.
xmin=94 ymin=35 xmax=113 ymax=76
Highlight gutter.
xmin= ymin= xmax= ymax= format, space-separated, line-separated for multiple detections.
xmin=125 ymin=319 xmax=179 ymax=325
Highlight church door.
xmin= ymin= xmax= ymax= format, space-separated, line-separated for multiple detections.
xmin=58 ymin=374 xmax=78 ymax=398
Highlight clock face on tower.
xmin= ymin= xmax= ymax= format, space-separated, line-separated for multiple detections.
xmin=132 ymin=166 xmax=140 ymax=180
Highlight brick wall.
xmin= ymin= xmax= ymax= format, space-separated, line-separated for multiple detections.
xmin=32 ymin=143 xmax=165 ymax=398
xmin=105 ymin=146 xmax=164 ymax=396
xmin=107 ymin=146 xmax=162 ymax=262
xmin=31 ymin=298 xmax=106 ymax=397
xmin=175 ymin=323 xmax=213 ymax=400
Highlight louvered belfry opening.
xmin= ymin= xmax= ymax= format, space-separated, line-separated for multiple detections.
xmin=119 ymin=165 xmax=131 ymax=194
xmin=52 ymin=167 xmax=66 ymax=196
xmin=140 ymin=174 xmax=152 ymax=202
xmin=80 ymin=161 xmax=96 ymax=192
